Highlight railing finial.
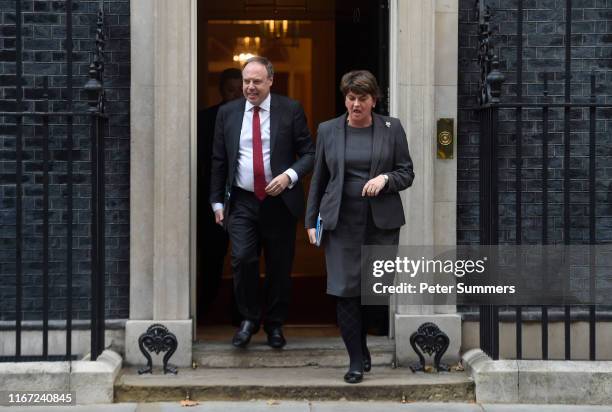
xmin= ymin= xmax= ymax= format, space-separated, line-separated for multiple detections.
xmin=476 ymin=0 xmax=503 ymax=105
xmin=487 ymin=56 xmax=505 ymax=103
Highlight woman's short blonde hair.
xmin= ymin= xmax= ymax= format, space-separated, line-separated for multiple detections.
xmin=339 ymin=70 xmax=381 ymax=101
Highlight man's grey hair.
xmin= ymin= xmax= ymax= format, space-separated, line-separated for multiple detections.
xmin=243 ymin=56 xmax=274 ymax=79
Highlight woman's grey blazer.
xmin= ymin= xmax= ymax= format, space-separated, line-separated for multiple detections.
xmin=305 ymin=113 xmax=415 ymax=231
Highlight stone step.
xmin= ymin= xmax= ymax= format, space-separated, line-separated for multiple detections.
xmin=193 ymin=336 xmax=394 ymax=368
xmin=114 ymin=366 xmax=475 ymax=403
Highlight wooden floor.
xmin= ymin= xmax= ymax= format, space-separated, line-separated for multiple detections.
xmin=196 ymin=324 xmax=339 ymax=342
xmin=198 ymin=275 xmax=338 ymax=325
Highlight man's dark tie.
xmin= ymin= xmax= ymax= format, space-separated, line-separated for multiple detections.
xmin=252 ymin=106 xmax=266 ymax=201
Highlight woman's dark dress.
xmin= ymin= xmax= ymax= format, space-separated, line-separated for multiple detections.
xmin=324 ymin=125 xmax=400 ymax=297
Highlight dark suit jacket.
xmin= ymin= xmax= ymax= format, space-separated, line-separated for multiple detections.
xmin=209 ymin=94 xmax=315 ymax=221
xmin=305 ymin=113 xmax=414 ymax=230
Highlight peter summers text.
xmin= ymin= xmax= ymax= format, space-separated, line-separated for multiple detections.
xmin=372 ymin=283 xmax=516 ymax=295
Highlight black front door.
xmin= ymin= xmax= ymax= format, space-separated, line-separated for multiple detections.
xmin=335 ymin=0 xmax=389 ymax=116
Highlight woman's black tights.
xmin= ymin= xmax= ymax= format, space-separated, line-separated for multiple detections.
xmin=336 ymin=297 xmax=370 ymax=372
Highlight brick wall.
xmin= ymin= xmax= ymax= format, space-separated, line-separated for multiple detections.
xmin=458 ymin=0 xmax=612 ymax=245
xmin=0 ymin=0 xmax=130 ymax=321
xmin=1 ymin=0 xmax=610 ymax=322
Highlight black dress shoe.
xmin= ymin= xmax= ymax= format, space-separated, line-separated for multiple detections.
xmin=363 ymin=354 xmax=371 ymax=372
xmin=232 ymin=320 xmax=258 ymax=348
xmin=266 ymin=327 xmax=286 ymax=349
xmin=343 ymin=370 xmax=364 ymax=384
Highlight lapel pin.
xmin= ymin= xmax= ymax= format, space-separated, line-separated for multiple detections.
xmin=385 ymin=121 xmax=391 ymax=128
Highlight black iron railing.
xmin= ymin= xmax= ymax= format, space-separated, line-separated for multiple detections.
xmin=476 ymin=0 xmax=612 ymax=360
xmin=0 ymin=0 xmax=107 ymax=362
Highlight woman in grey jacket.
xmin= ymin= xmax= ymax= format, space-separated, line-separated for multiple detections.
xmin=305 ymin=70 xmax=414 ymax=383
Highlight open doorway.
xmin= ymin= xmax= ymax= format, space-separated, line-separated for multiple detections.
xmin=196 ymin=0 xmax=389 ymax=339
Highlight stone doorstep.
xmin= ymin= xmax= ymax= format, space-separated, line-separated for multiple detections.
xmin=193 ymin=336 xmax=395 ymax=368
xmin=0 ymin=350 xmax=122 ymax=405
xmin=114 ymin=366 xmax=475 ymax=402
xmin=462 ymin=349 xmax=612 ymax=405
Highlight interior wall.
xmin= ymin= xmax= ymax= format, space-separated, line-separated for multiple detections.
xmin=199 ymin=20 xmax=335 ymax=134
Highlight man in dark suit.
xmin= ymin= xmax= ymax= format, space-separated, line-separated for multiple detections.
xmin=198 ymin=68 xmax=243 ymax=323
xmin=210 ymin=56 xmax=315 ymax=348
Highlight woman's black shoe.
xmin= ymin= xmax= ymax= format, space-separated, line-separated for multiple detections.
xmin=343 ymin=370 xmax=364 ymax=384
xmin=363 ymin=355 xmax=371 ymax=372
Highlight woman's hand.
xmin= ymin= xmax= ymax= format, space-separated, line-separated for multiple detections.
xmin=307 ymin=228 xmax=317 ymax=244
xmin=362 ymin=175 xmax=387 ymax=197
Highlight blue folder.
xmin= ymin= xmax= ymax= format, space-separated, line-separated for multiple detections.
xmin=315 ymin=213 xmax=323 ymax=247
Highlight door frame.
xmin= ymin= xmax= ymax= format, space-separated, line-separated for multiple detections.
xmin=190 ymin=0 xmax=198 ymax=338
xmin=388 ymin=0 xmax=398 ymax=339
xmin=188 ymin=1 xmax=398 ymax=338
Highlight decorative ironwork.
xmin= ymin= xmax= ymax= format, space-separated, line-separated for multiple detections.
xmin=476 ymin=0 xmax=504 ymax=105
xmin=473 ymin=0 xmax=611 ymax=363
xmin=1 ymin=0 xmax=110 ymax=363
xmin=409 ymin=322 xmax=450 ymax=372
xmin=84 ymin=8 xmax=106 ymax=114
xmin=138 ymin=324 xmax=179 ymax=375
xmin=86 ymin=5 xmax=107 ymax=362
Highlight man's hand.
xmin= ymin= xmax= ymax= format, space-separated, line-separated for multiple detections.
xmin=214 ymin=209 xmax=224 ymax=226
xmin=265 ymin=173 xmax=291 ymax=197
xmin=307 ymin=228 xmax=317 ymax=244
xmin=362 ymin=175 xmax=387 ymax=197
